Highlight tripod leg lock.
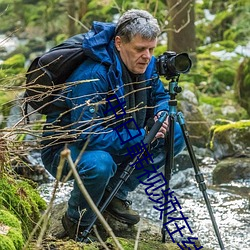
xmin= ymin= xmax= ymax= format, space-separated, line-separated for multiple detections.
xmin=195 ymin=172 xmax=207 ymax=192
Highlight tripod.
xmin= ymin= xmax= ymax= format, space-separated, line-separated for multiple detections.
xmin=82 ymin=77 xmax=225 ymax=249
xmin=81 ymin=111 xmax=168 ymax=241
xmin=162 ymin=77 xmax=225 ymax=249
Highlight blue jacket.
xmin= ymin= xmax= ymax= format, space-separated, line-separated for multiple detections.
xmin=44 ymin=21 xmax=170 ymax=156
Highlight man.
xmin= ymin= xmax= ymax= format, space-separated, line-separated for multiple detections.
xmin=41 ymin=9 xmax=185 ymax=241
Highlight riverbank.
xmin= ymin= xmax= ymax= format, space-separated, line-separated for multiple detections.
xmin=38 ymin=155 xmax=250 ymax=250
xmin=30 ymin=201 xmax=210 ymax=250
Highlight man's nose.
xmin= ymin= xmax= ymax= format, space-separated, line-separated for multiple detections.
xmin=142 ymin=49 xmax=151 ymax=59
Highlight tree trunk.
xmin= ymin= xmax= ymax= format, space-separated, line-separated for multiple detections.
xmin=78 ymin=0 xmax=88 ymax=20
xmin=67 ymin=0 xmax=76 ymax=36
xmin=167 ymin=0 xmax=196 ymax=62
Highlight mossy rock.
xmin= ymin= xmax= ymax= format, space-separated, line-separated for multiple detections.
xmin=28 ymin=237 xmax=208 ymax=250
xmin=0 ymin=54 xmax=26 ymax=86
xmin=0 ymin=209 xmax=24 ymax=250
xmin=213 ymin=67 xmax=235 ymax=86
xmin=0 ymin=174 xmax=47 ymax=239
xmin=235 ymin=57 xmax=250 ymax=116
xmin=209 ymin=120 xmax=250 ymax=160
xmin=199 ymin=92 xmax=248 ymax=122
xmin=1 ymin=54 xmax=25 ymax=69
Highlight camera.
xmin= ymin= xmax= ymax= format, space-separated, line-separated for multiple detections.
xmin=156 ymin=51 xmax=192 ymax=79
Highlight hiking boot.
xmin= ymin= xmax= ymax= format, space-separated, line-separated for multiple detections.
xmin=61 ymin=213 xmax=98 ymax=243
xmin=105 ymin=196 xmax=140 ymax=225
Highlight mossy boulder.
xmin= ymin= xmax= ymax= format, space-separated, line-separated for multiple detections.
xmin=199 ymin=92 xmax=248 ymax=123
xmin=212 ymin=66 xmax=235 ymax=86
xmin=0 ymin=54 xmax=26 ymax=86
xmin=179 ymin=100 xmax=210 ymax=148
xmin=0 ymin=174 xmax=47 ymax=240
xmin=209 ymin=119 xmax=250 ymax=160
xmin=235 ymin=57 xmax=250 ymax=116
xmin=0 ymin=209 xmax=24 ymax=250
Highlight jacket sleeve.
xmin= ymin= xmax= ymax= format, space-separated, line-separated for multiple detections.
xmin=65 ymin=61 xmax=145 ymax=155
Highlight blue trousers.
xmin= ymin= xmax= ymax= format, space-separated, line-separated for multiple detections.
xmin=41 ymin=123 xmax=185 ymax=226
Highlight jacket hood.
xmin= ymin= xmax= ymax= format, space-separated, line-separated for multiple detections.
xmin=82 ymin=21 xmax=116 ymax=65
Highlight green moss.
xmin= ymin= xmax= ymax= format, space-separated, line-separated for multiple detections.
xmin=209 ymin=120 xmax=250 ymax=150
xmin=213 ymin=120 xmax=250 ymax=133
xmin=106 ymin=237 xmax=192 ymax=250
xmin=0 ymin=209 xmax=24 ymax=249
xmin=217 ymin=40 xmax=237 ymax=51
xmin=0 ymin=54 xmax=26 ymax=86
xmin=199 ymin=95 xmax=224 ymax=107
xmin=1 ymin=54 xmax=25 ymax=69
xmin=7 ymin=228 xmax=24 ymax=249
xmin=0 ymin=209 xmax=21 ymax=229
xmin=213 ymin=67 xmax=235 ymax=86
xmin=0 ymin=175 xmax=47 ymax=239
xmin=0 ymin=235 xmax=16 ymax=250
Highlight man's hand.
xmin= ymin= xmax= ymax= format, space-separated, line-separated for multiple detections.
xmin=154 ymin=111 xmax=169 ymax=139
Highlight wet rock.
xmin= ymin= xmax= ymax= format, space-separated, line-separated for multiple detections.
xmin=213 ymin=157 xmax=250 ymax=184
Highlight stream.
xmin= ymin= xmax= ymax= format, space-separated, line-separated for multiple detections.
xmin=38 ymin=155 xmax=250 ymax=250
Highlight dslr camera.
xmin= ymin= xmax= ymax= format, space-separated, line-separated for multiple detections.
xmin=156 ymin=51 xmax=192 ymax=79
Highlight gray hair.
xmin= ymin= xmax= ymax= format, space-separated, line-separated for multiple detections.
xmin=115 ymin=9 xmax=160 ymax=43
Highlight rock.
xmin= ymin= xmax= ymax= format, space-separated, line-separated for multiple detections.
xmin=235 ymin=57 xmax=250 ymax=116
xmin=209 ymin=120 xmax=250 ymax=160
xmin=213 ymin=157 xmax=250 ymax=184
xmin=179 ymin=100 xmax=211 ymax=148
xmin=181 ymin=89 xmax=198 ymax=105
xmin=170 ymin=168 xmax=194 ymax=189
xmin=43 ymin=202 xmax=211 ymax=250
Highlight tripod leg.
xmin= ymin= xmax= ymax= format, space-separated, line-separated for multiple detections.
xmin=162 ymin=113 xmax=175 ymax=243
xmin=177 ymin=112 xmax=225 ymax=250
xmin=81 ymin=112 xmax=168 ymax=241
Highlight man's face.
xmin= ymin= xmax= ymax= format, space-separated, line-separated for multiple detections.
xmin=115 ymin=35 xmax=157 ymax=74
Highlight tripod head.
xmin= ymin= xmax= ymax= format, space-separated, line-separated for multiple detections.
xmin=168 ymin=76 xmax=182 ymax=100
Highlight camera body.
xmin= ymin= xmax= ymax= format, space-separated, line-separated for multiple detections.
xmin=156 ymin=51 xmax=192 ymax=79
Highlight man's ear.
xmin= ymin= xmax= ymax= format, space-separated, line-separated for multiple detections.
xmin=115 ymin=36 xmax=122 ymax=51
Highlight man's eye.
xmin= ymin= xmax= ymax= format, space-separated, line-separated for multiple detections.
xmin=136 ymin=48 xmax=144 ymax=52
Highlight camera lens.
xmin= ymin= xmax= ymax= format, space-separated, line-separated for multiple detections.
xmin=174 ymin=53 xmax=192 ymax=73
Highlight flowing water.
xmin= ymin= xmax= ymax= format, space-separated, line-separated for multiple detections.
xmin=38 ymin=156 xmax=250 ymax=250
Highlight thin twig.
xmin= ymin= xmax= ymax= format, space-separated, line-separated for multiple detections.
xmin=134 ymin=220 xmax=142 ymax=250
xmin=68 ymin=14 xmax=90 ymax=31
xmin=93 ymin=225 xmax=110 ymax=250
xmin=61 ymin=148 xmax=124 ymax=250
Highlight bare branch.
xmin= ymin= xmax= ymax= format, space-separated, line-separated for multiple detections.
xmin=63 ymin=148 xmax=124 ymax=250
